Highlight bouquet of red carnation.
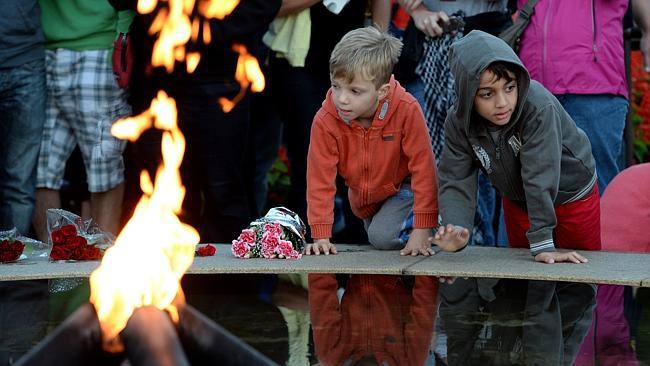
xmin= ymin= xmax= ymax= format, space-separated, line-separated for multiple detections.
xmin=231 ymin=207 xmax=306 ymax=259
xmin=47 ymin=209 xmax=114 ymax=261
xmin=0 ymin=228 xmax=50 ymax=263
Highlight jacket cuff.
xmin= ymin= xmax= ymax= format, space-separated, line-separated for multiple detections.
xmin=310 ymin=224 xmax=332 ymax=240
xmin=413 ymin=212 xmax=438 ymax=229
xmin=530 ymin=239 xmax=556 ymax=257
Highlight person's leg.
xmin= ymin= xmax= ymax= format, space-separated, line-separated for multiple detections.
xmin=33 ymin=49 xmax=77 ymax=242
xmin=251 ymin=92 xmax=283 ymax=216
xmin=522 ymin=280 xmax=563 ymax=366
xmin=557 ymin=94 xmax=628 ymax=194
xmin=557 ymin=282 xmax=597 ymax=366
xmin=174 ymin=82 xmax=253 ymax=243
xmin=90 ymin=183 xmax=125 ymax=236
xmin=33 ymin=189 xmax=61 ymax=242
xmin=71 ymin=49 xmax=129 ymax=235
xmin=501 ymin=198 xmax=530 ymax=249
xmin=553 ymin=184 xmax=601 ymax=251
xmin=365 ymin=183 xmax=414 ymax=250
xmin=472 ymin=172 xmax=496 ymax=246
xmin=0 ymin=59 xmax=46 ymax=235
xmin=270 ymin=55 xmax=330 ymax=234
xmin=438 ymin=278 xmax=487 ymax=366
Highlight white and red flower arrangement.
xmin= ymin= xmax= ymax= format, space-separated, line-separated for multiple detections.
xmin=231 ymin=207 xmax=305 ymax=260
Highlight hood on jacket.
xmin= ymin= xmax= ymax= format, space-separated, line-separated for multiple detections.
xmin=321 ymin=75 xmax=407 ymax=127
xmin=448 ymin=30 xmax=530 ymax=135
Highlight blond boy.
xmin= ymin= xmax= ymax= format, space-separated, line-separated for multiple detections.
xmin=305 ymin=27 xmax=468 ymax=256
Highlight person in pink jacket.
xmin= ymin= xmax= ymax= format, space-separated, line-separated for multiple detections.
xmin=517 ymin=0 xmax=650 ymax=194
xmin=574 ymin=163 xmax=650 ymax=365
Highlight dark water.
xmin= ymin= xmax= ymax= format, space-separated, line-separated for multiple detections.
xmin=1 ymin=274 xmax=649 ymax=366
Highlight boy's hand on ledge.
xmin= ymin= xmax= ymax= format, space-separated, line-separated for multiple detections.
xmin=304 ymin=239 xmax=338 ymax=256
xmin=400 ymin=228 xmax=435 ymax=256
xmin=534 ymin=251 xmax=588 ymax=264
xmin=430 ymin=224 xmax=470 ymax=252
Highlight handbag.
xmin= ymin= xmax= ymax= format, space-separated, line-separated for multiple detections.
xmin=112 ymin=32 xmax=133 ymax=88
xmin=498 ymin=0 xmax=539 ymax=51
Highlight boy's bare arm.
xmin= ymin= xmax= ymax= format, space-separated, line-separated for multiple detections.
xmin=305 ymin=238 xmax=338 ymax=255
xmin=400 ymin=228 xmax=435 ymax=256
xmin=277 ymin=0 xmax=321 ymax=17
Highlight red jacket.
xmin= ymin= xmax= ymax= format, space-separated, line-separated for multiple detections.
xmin=307 ymin=76 xmax=438 ymax=239
xmin=308 ymin=274 xmax=438 ymax=366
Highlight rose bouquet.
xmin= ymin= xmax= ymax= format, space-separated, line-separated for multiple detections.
xmin=231 ymin=207 xmax=306 ymax=259
xmin=46 ymin=209 xmax=114 ymax=261
xmin=0 ymin=228 xmax=51 ymax=263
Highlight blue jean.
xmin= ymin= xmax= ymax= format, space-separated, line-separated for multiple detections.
xmin=556 ymin=94 xmax=628 ymax=194
xmin=0 ymin=59 xmax=46 ymax=234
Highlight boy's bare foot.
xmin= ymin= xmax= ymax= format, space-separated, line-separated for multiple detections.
xmin=304 ymin=239 xmax=338 ymax=255
xmin=429 ymin=224 xmax=470 ymax=252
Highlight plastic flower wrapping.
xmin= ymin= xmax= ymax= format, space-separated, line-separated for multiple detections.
xmin=231 ymin=207 xmax=306 ymax=259
xmin=0 ymin=228 xmax=50 ymax=263
xmin=46 ymin=209 xmax=115 ymax=261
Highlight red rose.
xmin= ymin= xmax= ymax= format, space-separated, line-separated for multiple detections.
xmin=50 ymin=246 xmax=69 ymax=261
xmin=0 ymin=239 xmax=24 ymax=263
xmin=71 ymin=247 xmax=85 ymax=260
xmin=51 ymin=230 xmax=65 ymax=245
xmin=65 ymin=236 xmax=87 ymax=249
xmin=196 ymin=244 xmax=216 ymax=257
xmin=60 ymin=225 xmax=77 ymax=237
xmin=0 ymin=252 xmax=12 ymax=262
xmin=82 ymin=246 xmax=101 ymax=260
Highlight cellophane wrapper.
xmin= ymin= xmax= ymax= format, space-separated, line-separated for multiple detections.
xmin=231 ymin=207 xmax=306 ymax=259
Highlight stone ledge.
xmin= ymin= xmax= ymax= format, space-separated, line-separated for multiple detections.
xmin=0 ymin=245 xmax=648 ymax=287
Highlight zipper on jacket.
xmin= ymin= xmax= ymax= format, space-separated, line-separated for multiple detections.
xmin=495 ymin=140 xmax=502 ymax=160
xmin=591 ymin=0 xmax=598 ymax=61
xmin=362 ymin=128 xmax=370 ymax=205
xmin=542 ymin=0 xmax=550 ymax=86
xmin=494 ymin=134 xmax=519 ymax=199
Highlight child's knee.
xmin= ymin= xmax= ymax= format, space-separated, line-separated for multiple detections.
xmin=367 ymin=229 xmax=402 ymax=250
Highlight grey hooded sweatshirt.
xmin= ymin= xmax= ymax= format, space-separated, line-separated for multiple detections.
xmin=438 ymin=30 xmax=597 ymax=256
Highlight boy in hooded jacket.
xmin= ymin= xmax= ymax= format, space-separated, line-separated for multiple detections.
xmin=435 ymin=30 xmax=601 ymax=365
xmin=434 ymin=30 xmax=601 ymax=264
xmin=305 ymin=26 xmax=468 ymax=256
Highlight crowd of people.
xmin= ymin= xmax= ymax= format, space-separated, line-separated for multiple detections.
xmin=1 ymin=0 xmax=650 ymax=365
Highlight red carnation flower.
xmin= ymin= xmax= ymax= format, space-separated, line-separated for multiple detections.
xmin=196 ymin=244 xmax=216 ymax=257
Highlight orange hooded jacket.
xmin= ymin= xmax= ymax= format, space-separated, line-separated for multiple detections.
xmin=306 ymin=76 xmax=438 ymax=239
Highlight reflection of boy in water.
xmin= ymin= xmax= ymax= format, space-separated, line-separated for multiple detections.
xmin=308 ymin=274 xmax=438 ymax=366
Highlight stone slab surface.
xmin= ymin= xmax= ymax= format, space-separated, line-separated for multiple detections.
xmin=405 ymin=247 xmax=650 ymax=286
xmin=1 ymin=245 xmax=649 ymax=287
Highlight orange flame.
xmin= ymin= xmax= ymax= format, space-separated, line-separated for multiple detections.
xmin=200 ymin=0 xmax=239 ymax=19
xmin=219 ymin=44 xmax=265 ymax=112
xmin=90 ymin=0 xmax=266 ymax=350
xmin=90 ymin=91 xmax=200 ymax=351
